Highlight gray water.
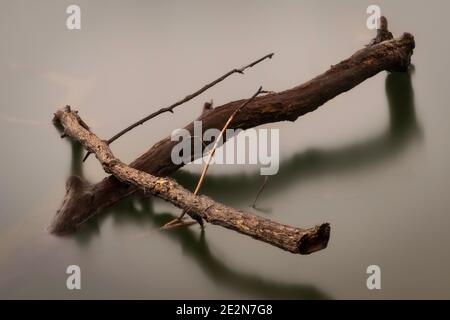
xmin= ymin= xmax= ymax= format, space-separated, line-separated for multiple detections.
xmin=1 ymin=0 xmax=450 ymax=299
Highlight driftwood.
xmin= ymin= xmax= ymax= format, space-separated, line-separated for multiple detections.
xmin=50 ymin=17 xmax=415 ymax=248
xmin=53 ymin=106 xmax=330 ymax=254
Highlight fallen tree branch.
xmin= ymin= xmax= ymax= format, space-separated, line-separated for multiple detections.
xmin=53 ymin=106 xmax=330 ymax=254
xmin=83 ymin=53 xmax=274 ymax=161
xmin=50 ymin=17 xmax=415 ymax=234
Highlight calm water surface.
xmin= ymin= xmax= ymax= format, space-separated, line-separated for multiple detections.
xmin=1 ymin=0 xmax=450 ymax=299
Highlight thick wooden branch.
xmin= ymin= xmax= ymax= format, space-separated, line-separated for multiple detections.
xmin=53 ymin=106 xmax=330 ymax=254
xmin=50 ymin=18 xmax=415 ymax=234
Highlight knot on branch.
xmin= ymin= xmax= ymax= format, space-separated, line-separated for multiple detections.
xmin=368 ymin=16 xmax=393 ymax=46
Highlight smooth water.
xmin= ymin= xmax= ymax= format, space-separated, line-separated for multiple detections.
xmin=1 ymin=0 xmax=450 ymax=299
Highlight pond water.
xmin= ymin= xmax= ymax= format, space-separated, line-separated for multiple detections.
xmin=1 ymin=0 xmax=450 ymax=299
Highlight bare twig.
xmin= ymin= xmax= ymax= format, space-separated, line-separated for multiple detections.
xmin=83 ymin=53 xmax=274 ymax=161
xmin=163 ymin=86 xmax=264 ymax=228
xmin=251 ymin=176 xmax=269 ymax=209
xmin=161 ymin=219 xmax=197 ymax=230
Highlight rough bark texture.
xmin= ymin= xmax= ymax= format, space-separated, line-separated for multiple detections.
xmin=53 ymin=107 xmax=330 ymax=254
xmin=50 ymin=23 xmax=415 ymax=235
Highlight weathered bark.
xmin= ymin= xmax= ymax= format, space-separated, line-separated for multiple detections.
xmin=53 ymin=106 xmax=330 ymax=254
xmin=50 ymin=20 xmax=415 ymax=234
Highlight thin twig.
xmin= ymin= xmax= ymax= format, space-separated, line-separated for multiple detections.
xmin=163 ymin=86 xmax=264 ymax=228
xmin=161 ymin=219 xmax=197 ymax=230
xmin=251 ymin=176 xmax=269 ymax=209
xmin=83 ymin=53 xmax=274 ymax=161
